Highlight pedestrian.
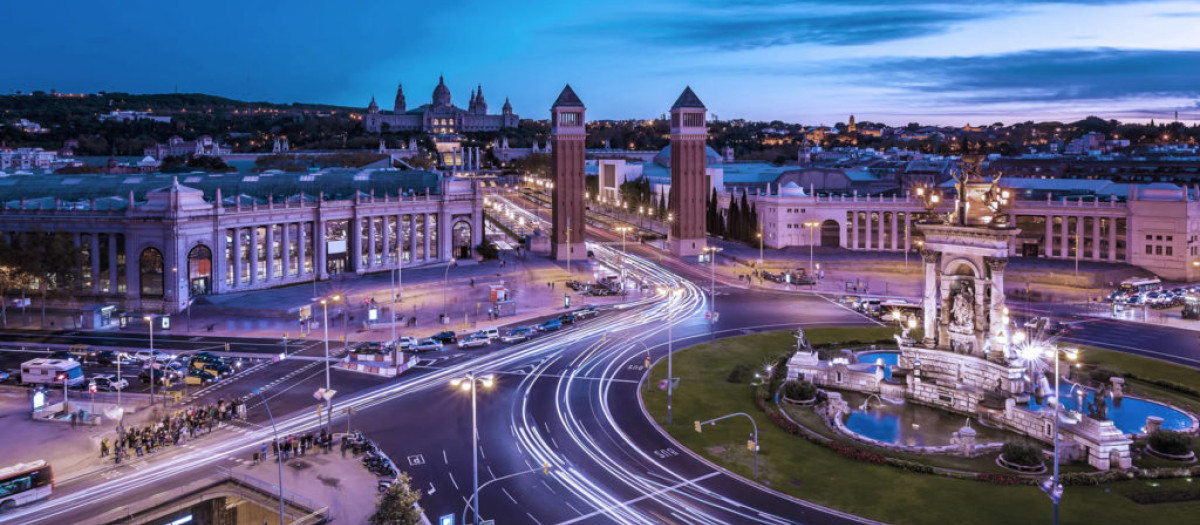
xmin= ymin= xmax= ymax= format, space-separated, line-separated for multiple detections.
xmin=261 ymin=442 xmax=268 ymax=463
xmin=100 ymin=438 xmax=109 ymax=458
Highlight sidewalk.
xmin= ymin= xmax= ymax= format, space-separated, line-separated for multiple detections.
xmin=2 ymin=253 xmax=628 ymax=342
xmin=233 ymin=439 xmax=382 ymax=524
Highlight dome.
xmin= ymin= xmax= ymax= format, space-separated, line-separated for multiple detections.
xmin=432 ymin=75 xmax=451 ymax=107
xmin=779 ymin=181 xmax=807 ymax=197
xmin=653 ymin=144 xmax=723 ymax=167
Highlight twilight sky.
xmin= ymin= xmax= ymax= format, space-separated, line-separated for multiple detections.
xmin=4 ymin=0 xmax=1200 ymax=126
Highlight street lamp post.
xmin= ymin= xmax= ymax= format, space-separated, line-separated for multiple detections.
xmin=703 ymin=247 xmax=722 ymax=340
xmin=658 ymin=287 xmax=682 ymax=424
xmin=442 ymin=257 xmax=456 ymax=323
xmin=804 ymin=221 xmax=820 ymax=279
xmin=695 ymin=412 xmax=759 ymax=478
xmin=251 ymin=389 xmax=285 ymax=525
xmin=616 ymin=226 xmax=631 ymax=283
xmin=451 ymin=372 xmax=495 ymax=525
xmin=319 ymin=295 xmax=341 ymax=430
xmin=143 ymin=315 xmax=156 ymax=405
xmin=1041 ymin=345 xmax=1079 ymax=525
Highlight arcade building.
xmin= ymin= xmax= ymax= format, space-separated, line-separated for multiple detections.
xmin=0 ymin=169 xmax=483 ymax=314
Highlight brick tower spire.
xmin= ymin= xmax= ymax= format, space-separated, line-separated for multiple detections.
xmin=550 ymin=84 xmax=586 ymax=262
xmin=669 ymin=86 xmax=708 ymax=256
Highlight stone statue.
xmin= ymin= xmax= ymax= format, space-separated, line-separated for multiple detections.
xmin=794 ymin=328 xmax=813 ymax=353
xmin=950 ymin=281 xmax=975 ymax=333
xmin=1088 ymin=385 xmax=1109 ymax=421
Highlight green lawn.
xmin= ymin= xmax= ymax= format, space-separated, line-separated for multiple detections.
xmin=643 ymin=329 xmax=1200 ymax=525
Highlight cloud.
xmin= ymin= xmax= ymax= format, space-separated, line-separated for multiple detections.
xmin=859 ymin=48 xmax=1200 ymax=104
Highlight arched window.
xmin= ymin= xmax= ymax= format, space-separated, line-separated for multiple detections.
xmin=188 ymin=245 xmax=212 ymax=296
xmin=452 ymin=220 xmax=472 ymax=259
xmin=139 ymin=248 xmax=165 ymax=297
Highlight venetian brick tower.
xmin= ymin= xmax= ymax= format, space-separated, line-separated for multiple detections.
xmin=669 ymin=86 xmax=708 ymax=256
xmin=551 ymin=85 xmax=587 ymax=261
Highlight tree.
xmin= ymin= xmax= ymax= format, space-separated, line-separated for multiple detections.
xmin=369 ymin=472 xmax=423 ymax=525
xmin=0 ymin=231 xmax=84 ymax=329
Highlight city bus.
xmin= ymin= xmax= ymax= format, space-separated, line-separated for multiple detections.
xmin=1118 ymin=277 xmax=1162 ymax=295
xmin=0 ymin=460 xmax=53 ymax=511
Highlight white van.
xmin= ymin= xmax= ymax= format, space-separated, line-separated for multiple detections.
xmin=20 ymin=358 xmax=85 ymax=387
xmin=477 ymin=327 xmax=501 ymax=341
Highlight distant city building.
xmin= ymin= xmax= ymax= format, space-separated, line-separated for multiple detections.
xmin=0 ymin=169 xmax=482 ymax=313
xmin=98 ymin=110 xmax=171 ymax=123
xmin=0 ymin=147 xmax=79 ymax=171
xmin=726 ymin=179 xmax=1200 ymax=280
xmin=14 ymin=119 xmax=47 ymax=133
xmin=143 ymin=135 xmax=231 ymax=160
xmin=363 ymin=76 xmax=518 ymax=134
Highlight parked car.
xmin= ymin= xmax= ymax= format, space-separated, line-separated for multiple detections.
xmin=355 ymin=342 xmax=389 ymax=355
xmin=392 ymin=337 xmax=419 ymax=351
xmin=186 ymin=368 xmax=218 ymax=385
xmin=0 ymin=370 xmax=10 ymax=383
xmin=501 ymin=327 xmax=533 ymax=343
xmin=48 ymin=351 xmax=77 ymax=361
xmin=138 ymin=367 xmax=174 ymax=385
xmin=134 ymin=350 xmax=171 ymax=363
xmin=413 ymin=339 xmax=444 ymax=353
xmin=430 ymin=331 xmax=458 ymax=344
xmin=574 ymin=306 xmax=599 ymax=319
xmin=477 ymin=327 xmax=500 ymax=341
xmin=558 ymin=313 xmax=576 ymax=325
xmin=459 ymin=333 xmax=491 ymax=349
xmin=537 ymin=318 xmax=562 ymax=332
xmin=91 ymin=374 xmax=128 ymax=392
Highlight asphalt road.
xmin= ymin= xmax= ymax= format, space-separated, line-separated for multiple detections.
xmin=6 ymin=230 xmax=1200 ymax=524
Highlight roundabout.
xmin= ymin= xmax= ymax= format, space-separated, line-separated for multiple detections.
xmin=641 ymin=327 xmax=1200 ymax=525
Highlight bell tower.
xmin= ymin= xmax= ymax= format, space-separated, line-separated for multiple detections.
xmin=550 ymin=85 xmax=587 ymax=261
xmin=669 ymin=86 xmax=708 ymax=256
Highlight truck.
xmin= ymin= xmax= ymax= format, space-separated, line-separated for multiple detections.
xmin=19 ymin=358 xmax=85 ymax=387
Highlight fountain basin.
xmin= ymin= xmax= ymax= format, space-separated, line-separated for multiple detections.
xmin=836 ymin=389 xmax=1017 ymax=448
xmin=1024 ymin=384 xmax=1196 ymax=435
xmin=856 ymin=351 xmax=899 ymax=380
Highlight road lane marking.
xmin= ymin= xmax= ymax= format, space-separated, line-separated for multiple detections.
xmin=502 ymin=487 xmax=519 ymax=504
xmin=557 ymin=472 xmax=720 ymax=525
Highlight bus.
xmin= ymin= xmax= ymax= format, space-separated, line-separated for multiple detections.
xmin=0 ymin=460 xmax=53 ymax=511
xmin=1118 ymin=277 xmax=1162 ymax=295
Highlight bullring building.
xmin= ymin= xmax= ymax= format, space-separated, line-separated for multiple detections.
xmin=0 ymin=169 xmax=483 ymax=314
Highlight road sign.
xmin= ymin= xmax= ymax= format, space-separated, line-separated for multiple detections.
xmin=439 ymin=515 xmax=454 ymax=525
xmin=88 ymin=381 xmax=97 ymax=394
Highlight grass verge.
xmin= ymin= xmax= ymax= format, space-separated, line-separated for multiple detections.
xmin=643 ymin=328 xmax=1200 ymax=525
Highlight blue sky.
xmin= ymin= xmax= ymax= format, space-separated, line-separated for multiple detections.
xmin=4 ymin=0 xmax=1199 ymax=125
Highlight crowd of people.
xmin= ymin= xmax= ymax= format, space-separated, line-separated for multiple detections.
xmin=257 ymin=430 xmax=333 ymax=463
xmin=100 ymin=398 xmax=247 ymax=463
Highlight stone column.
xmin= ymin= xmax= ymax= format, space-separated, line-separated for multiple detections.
xmin=281 ymin=223 xmax=291 ymax=277
xmin=382 ymin=217 xmax=391 ymax=266
xmin=921 ymin=249 xmax=941 ymax=345
xmin=1044 ymin=215 xmax=1053 ymax=258
xmin=890 ymin=212 xmax=898 ymax=250
xmin=368 ymin=216 xmax=377 ymax=268
xmin=232 ymin=229 xmax=242 ymax=287
xmin=297 ymin=222 xmax=307 ymax=276
xmin=879 ymin=212 xmax=887 ymax=250
xmin=903 ymin=215 xmax=911 ymax=251
xmin=90 ymin=234 xmax=101 ymax=294
xmin=851 ymin=212 xmax=860 ymax=249
xmin=351 ymin=216 xmax=363 ymax=273
xmin=1091 ymin=216 xmax=1100 ymax=260
xmin=108 ymin=236 xmax=118 ymax=294
xmin=423 ymin=214 xmax=432 ymax=261
xmin=215 ymin=227 xmax=227 ymax=293
xmin=409 ymin=215 xmax=418 ymax=262
xmin=868 ymin=209 xmax=878 ymax=249
xmin=266 ymin=224 xmax=275 ymax=280
xmin=1108 ymin=218 xmax=1117 ymax=261
xmin=985 ymin=256 xmax=1008 ymax=342
xmin=1059 ymin=217 xmax=1069 ymax=258
xmin=249 ymin=226 xmax=259 ymax=284
xmin=316 ymin=220 xmax=328 ymax=280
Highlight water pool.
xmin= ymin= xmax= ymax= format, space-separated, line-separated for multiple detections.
xmin=1026 ymin=384 xmax=1194 ymax=435
xmin=856 ymin=351 xmax=899 ymax=380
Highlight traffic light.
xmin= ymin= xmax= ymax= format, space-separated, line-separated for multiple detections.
xmin=543 ymin=462 xmax=550 ymax=475
xmin=747 ymin=439 xmax=757 ymax=452
xmin=317 ymin=405 xmax=323 ymax=418
xmin=224 ymin=342 xmax=231 ymax=352
xmin=694 ymin=421 xmax=702 ymax=433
